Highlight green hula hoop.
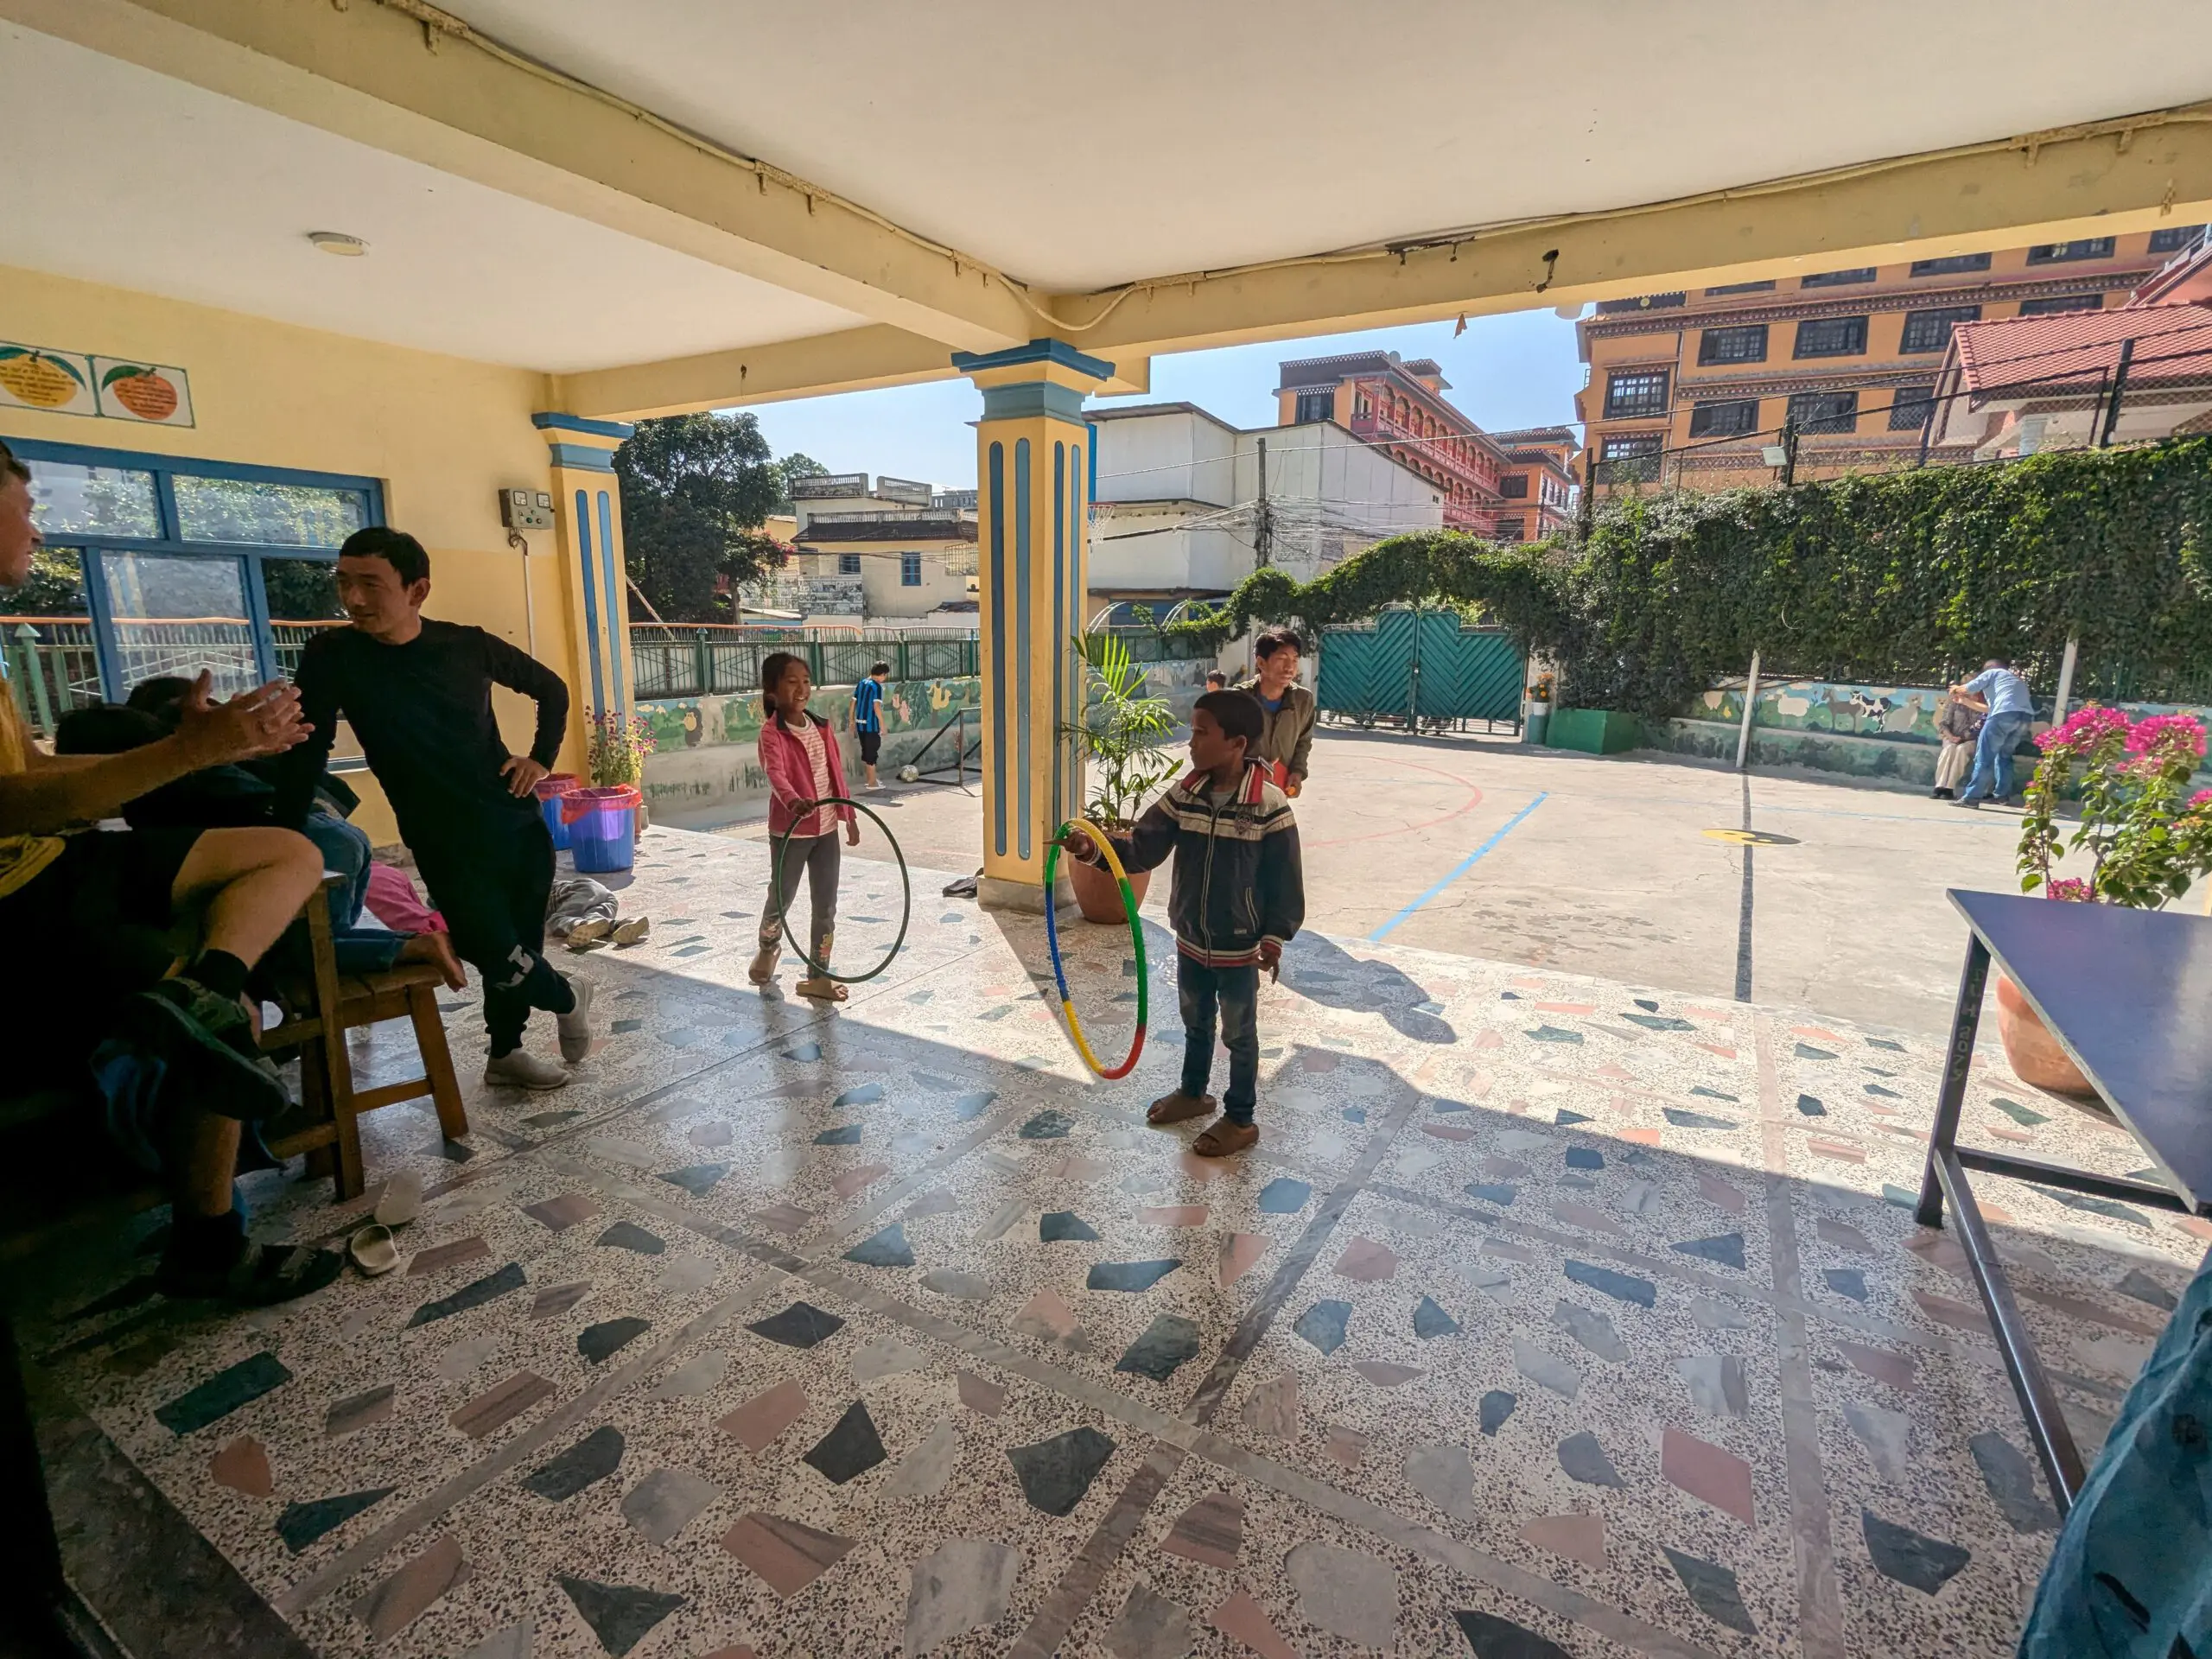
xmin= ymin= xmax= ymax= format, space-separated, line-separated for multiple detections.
xmin=769 ymin=795 xmax=911 ymax=983
xmin=1044 ymin=817 xmax=1147 ymax=1080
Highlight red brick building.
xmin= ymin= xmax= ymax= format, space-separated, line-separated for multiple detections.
xmin=1274 ymin=351 xmax=1510 ymax=534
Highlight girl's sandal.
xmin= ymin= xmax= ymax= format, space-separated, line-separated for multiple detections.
xmin=795 ymin=976 xmax=849 ymax=1002
xmin=1192 ymin=1120 xmax=1259 ymax=1157
xmin=747 ymin=943 xmax=779 ymax=985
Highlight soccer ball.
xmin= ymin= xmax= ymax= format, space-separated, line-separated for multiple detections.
xmin=898 ymin=764 xmax=920 ymax=783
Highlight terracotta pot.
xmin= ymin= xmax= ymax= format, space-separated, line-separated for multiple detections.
xmin=1066 ymin=849 xmax=1150 ymax=923
xmin=1993 ymin=972 xmax=2101 ymax=1102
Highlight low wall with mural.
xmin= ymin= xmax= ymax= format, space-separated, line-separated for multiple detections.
xmin=639 ymin=660 xmax=1209 ymax=826
xmin=1640 ymin=677 xmax=2212 ymax=790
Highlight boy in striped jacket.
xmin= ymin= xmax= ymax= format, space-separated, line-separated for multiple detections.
xmin=1061 ymin=690 xmax=1303 ymax=1156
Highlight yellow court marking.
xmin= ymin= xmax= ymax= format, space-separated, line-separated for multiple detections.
xmin=1702 ymin=828 xmax=1802 ymax=846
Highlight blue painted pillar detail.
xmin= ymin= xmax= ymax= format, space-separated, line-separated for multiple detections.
xmin=1052 ymin=440 xmax=1065 ymax=830
xmin=988 ymin=442 xmax=1007 ymax=859
xmin=596 ymin=490 xmax=624 ymax=716
xmin=1015 ymin=437 xmax=1033 ymax=864
xmin=576 ymin=486 xmax=606 ymax=719
xmin=1070 ymin=442 xmax=1084 ymax=824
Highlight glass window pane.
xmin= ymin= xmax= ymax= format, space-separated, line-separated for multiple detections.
xmin=262 ymin=557 xmax=346 ymax=681
xmin=22 ymin=459 xmax=160 ymax=539
xmin=0 ymin=548 xmax=100 ymax=740
xmin=102 ymin=552 xmax=259 ymax=698
xmin=173 ymin=474 xmax=370 ymax=548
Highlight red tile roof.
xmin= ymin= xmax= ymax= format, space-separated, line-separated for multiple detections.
xmin=1950 ymin=303 xmax=2212 ymax=397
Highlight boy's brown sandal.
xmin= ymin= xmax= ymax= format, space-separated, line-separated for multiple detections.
xmin=1193 ymin=1119 xmax=1259 ymax=1157
xmin=1147 ymin=1090 xmax=1215 ymax=1125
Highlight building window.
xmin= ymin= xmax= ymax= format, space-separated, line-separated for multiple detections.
xmin=1786 ymin=391 xmax=1859 ymax=434
xmin=1802 ymin=268 xmax=1877 ymax=288
xmin=1495 ymin=516 xmax=1527 ymax=542
xmin=1698 ymin=324 xmax=1769 ymax=365
xmin=899 ymin=551 xmax=923 ymax=586
xmin=1899 ymin=306 xmax=1981 ymax=354
xmin=836 ymin=553 xmax=861 ymax=575
xmin=1688 ymin=399 xmax=1760 ymax=438
xmin=1603 ymin=371 xmax=1669 ymax=418
xmin=1909 ymin=253 xmax=1993 ymax=276
xmin=2025 ymin=238 xmax=2116 ymax=264
xmin=1705 ymin=281 xmax=1776 ymax=295
xmin=1498 ymin=473 xmax=1529 ymax=498
xmin=1793 ymin=315 xmax=1869 ymax=358
xmin=1888 ymin=385 xmax=1936 ymax=431
xmin=7 ymin=439 xmax=379 ymax=734
xmin=2150 ymin=225 xmax=2208 ymax=255
xmin=2018 ymin=294 xmax=2103 ymax=315
xmin=1293 ymin=391 xmax=1334 ymax=423
xmin=1599 ymin=435 xmax=1662 ymax=482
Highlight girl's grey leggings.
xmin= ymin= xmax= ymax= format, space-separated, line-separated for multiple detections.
xmin=762 ymin=830 xmax=840 ymax=963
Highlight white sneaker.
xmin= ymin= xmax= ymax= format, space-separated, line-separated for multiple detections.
xmin=556 ymin=977 xmax=594 ymax=1064
xmin=484 ymin=1049 xmax=569 ymax=1091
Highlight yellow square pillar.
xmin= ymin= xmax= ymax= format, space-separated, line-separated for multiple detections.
xmin=533 ymin=415 xmax=635 ymax=758
xmin=953 ymin=341 xmax=1114 ymax=911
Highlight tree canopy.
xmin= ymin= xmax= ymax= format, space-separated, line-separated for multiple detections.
xmin=614 ymin=413 xmax=791 ymax=622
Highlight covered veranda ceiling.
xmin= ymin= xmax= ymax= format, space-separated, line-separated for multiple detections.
xmin=5 ymin=0 xmax=2212 ymax=416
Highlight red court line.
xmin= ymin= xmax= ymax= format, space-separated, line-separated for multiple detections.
xmin=1307 ymin=760 xmax=1484 ymax=849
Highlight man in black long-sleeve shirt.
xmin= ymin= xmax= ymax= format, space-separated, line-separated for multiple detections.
xmin=276 ymin=526 xmax=592 ymax=1090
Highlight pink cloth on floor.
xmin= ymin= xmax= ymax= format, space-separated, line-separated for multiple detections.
xmin=364 ymin=861 xmax=447 ymax=934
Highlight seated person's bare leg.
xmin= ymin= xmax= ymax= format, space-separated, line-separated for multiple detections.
xmin=172 ymin=825 xmax=327 ymax=973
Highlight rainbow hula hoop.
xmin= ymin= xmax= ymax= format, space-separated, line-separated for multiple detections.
xmin=769 ymin=796 xmax=911 ymax=983
xmin=1044 ymin=817 xmax=1147 ymax=1080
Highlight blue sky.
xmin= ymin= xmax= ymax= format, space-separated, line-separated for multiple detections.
xmin=744 ymin=307 xmax=1589 ymax=491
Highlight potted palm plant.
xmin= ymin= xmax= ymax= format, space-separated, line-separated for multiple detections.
xmin=1062 ymin=632 xmax=1182 ymax=922
xmin=2011 ymin=706 xmax=2212 ymax=1096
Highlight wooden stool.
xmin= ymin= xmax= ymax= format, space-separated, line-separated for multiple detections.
xmin=263 ymin=878 xmax=467 ymax=1200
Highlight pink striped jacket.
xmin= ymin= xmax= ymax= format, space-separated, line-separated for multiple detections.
xmin=757 ymin=712 xmax=855 ymax=838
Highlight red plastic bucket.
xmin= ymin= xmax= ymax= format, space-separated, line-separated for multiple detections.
xmin=534 ymin=772 xmax=581 ymax=849
xmin=562 ymin=784 xmax=641 ymax=872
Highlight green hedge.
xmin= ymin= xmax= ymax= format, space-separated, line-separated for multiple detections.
xmin=1169 ymin=438 xmax=2212 ymax=719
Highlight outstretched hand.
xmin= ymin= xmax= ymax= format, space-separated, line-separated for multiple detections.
xmin=501 ymin=755 xmax=550 ymax=798
xmin=175 ymin=672 xmax=311 ymax=766
xmin=1055 ymin=830 xmax=1100 ymax=862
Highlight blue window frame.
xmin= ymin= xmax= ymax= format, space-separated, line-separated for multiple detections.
xmin=900 ymin=551 xmax=923 ymax=586
xmin=2 ymin=436 xmax=382 ymax=725
xmin=836 ymin=553 xmax=861 ymax=575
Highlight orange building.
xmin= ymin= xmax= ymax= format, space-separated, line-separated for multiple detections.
xmin=1574 ymin=226 xmax=2206 ymax=493
xmin=1487 ymin=426 xmax=1580 ymax=542
xmin=1274 ymin=351 xmax=1510 ymax=534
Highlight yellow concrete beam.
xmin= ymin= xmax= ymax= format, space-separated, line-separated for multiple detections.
xmin=559 ymin=327 xmax=1148 ymax=419
xmin=7 ymin=0 xmax=1033 ymax=353
xmin=1059 ymin=110 xmax=2212 ymax=357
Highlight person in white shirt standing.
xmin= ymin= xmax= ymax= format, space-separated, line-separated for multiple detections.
xmin=1948 ymin=658 xmax=2037 ymax=808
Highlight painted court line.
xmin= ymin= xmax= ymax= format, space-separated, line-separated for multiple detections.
xmin=1368 ymin=790 xmax=1548 ymax=942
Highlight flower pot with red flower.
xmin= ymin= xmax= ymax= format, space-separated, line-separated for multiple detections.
xmin=2010 ymin=706 xmax=2212 ymax=1098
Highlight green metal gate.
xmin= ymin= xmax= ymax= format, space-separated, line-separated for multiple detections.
xmin=1317 ymin=606 xmax=1523 ymax=728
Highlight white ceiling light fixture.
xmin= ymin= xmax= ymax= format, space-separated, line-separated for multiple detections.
xmin=308 ymin=230 xmax=368 ymax=256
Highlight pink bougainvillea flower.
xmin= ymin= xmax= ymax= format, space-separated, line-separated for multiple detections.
xmin=2190 ymin=789 xmax=2212 ymax=809
xmin=2040 ymin=705 xmax=2131 ymax=752
xmin=2126 ymin=712 xmax=2209 ymax=760
xmin=2044 ymin=877 xmax=2094 ymax=902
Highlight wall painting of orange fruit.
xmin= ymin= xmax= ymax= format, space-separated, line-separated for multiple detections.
xmin=0 ymin=345 xmax=95 ymax=416
xmin=93 ymin=357 xmax=193 ymax=426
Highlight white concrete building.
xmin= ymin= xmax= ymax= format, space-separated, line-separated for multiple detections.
xmin=750 ymin=473 xmax=979 ymax=621
xmin=1085 ymin=404 xmax=1445 ymax=610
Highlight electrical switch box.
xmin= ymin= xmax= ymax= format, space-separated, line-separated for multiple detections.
xmin=499 ymin=487 xmax=556 ymax=531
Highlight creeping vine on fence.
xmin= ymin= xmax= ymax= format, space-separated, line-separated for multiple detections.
xmin=1166 ymin=438 xmax=2212 ymax=719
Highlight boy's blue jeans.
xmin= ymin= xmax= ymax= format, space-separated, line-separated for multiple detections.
xmin=1178 ymin=956 xmax=1260 ymax=1125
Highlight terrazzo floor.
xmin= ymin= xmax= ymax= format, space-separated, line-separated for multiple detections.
xmin=18 ymin=825 xmax=2207 ymax=1659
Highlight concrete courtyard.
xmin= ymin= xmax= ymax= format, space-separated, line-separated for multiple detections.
xmin=717 ymin=728 xmax=2032 ymax=1039
xmin=18 ymin=806 xmax=2204 ymax=1659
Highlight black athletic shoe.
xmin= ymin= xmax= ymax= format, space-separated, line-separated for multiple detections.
xmin=120 ymin=978 xmax=289 ymax=1122
xmin=1931 ymin=788 xmax=1954 ymax=800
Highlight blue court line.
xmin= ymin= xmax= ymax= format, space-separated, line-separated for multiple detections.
xmin=1370 ymin=791 xmax=1548 ymax=943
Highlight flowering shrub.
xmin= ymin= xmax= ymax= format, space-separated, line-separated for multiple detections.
xmin=2018 ymin=706 xmax=2212 ymax=908
xmin=588 ymin=711 xmax=658 ymax=788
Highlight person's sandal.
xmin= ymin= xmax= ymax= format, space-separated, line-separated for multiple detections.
xmin=1147 ymin=1090 xmax=1215 ymax=1126
xmin=747 ymin=942 xmax=779 ymax=985
xmin=566 ymin=918 xmax=613 ymax=945
xmin=1192 ymin=1119 xmax=1259 ymax=1157
xmin=795 ymin=976 xmax=848 ymax=1002
xmin=348 ymin=1224 xmax=399 ymax=1276
xmin=157 ymin=1240 xmax=345 ymax=1305
xmin=373 ymin=1170 xmax=423 ymax=1229
xmin=122 ymin=978 xmax=289 ymax=1121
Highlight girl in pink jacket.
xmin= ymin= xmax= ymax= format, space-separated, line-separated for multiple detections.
xmin=749 ymin=652 xmax=858 ymax=999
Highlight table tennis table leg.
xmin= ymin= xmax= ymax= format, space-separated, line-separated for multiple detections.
xmin=1916 ymin=932 xmax=1990 ymax=1229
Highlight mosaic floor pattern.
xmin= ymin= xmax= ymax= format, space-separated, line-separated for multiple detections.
xmin=21 ymin=826 xmax=2208 ymax=1658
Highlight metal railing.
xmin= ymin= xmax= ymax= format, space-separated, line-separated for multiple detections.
xmin=2 ymin=615 xmax=344 ymax=737
xmin=628 ymin=623 xmax=980 ymax=700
